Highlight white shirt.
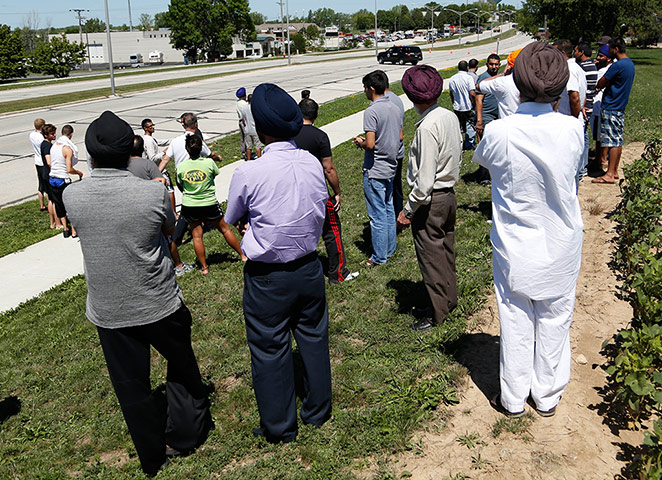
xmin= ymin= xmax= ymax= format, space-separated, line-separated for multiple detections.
xmin=240 ymin=103 xmax=257 ymax=136
xmin=591 ymin=65 xmax=611 ymax=119
xmin=404 ymin=104 xmax=462 ymax=217
xmin=30 ymin=131 xmax=44 ymax=166
xmin=448 ymin=71 xmax=475 ymax=112
xmin=236 ymin=99 xmax=248 ymax=120
xmin=558 ymin=58 xmax=587 ymax=117
xmin=473 ymin=102 xmax=584 ymax=300
xmin=142 ymin=134 xmax=162 ymax=164
xmin=164 ymin=131 xmax=211 ymax=167
xmin=477 ymin=74 xmax=521 ymax=118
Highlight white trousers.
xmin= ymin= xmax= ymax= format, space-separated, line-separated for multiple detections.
xmin=494 ymin=267 xmax=576 ymax=413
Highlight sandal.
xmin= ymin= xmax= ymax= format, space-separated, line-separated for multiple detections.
xmin=591 ymin=176 xmax=616 ymax=184
xmin=200 ymin=267 xmax=209 ymax=275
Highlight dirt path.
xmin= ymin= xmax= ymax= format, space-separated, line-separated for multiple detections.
xmin=394 ymin=143 xmax=645 ymax=480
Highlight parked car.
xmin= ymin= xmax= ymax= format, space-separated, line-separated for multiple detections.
xmin=377 ymin=46 xmax=423 ymax=65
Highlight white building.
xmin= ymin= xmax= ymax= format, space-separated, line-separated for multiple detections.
xmin=53 ymin=29 xmax=182 ymax=64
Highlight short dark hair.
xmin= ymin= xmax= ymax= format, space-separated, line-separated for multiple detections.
xmin=61 ymin=124 xmax=74 ymax=136
xmin=468 ymin=58 xmax=479 ymax=69
xmin=576 ymin=42 xmax=592 ymax=57
xmin=458 ymin=60 xmax=468 ymax=71
xmin=362 ymin=70 xmax=388 ymax=94
xmin=608 ymin=37 xmax=626 ymax=53
xmin=41 ymin=124 xmax=56 ymax=138
xmin=487 ymin=53 xmax=501 ymax=63
xmin=141 ymin=118 xmax=153 ymax=130
xmin=552 ymin=39 xmax=574 ymax=58
xmin=247 ymin=93 xmax=253 ymax=103
xmin=131 ymin=135 xmax=144 ymax=157
xmin=299 ymin=98 xmax=319 ymax=121
xmin=185 ymin=133 xmax=203 ymax=159
xmin=301 ymin=89 xmax=310 ymax=99
xmin=181 ymin=112 xmax=197 ymax=129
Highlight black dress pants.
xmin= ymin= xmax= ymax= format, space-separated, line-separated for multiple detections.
xmin=322 ymin=196 xmax=351 ymax=283
xmin=411 ymin=190 xmax=458 ymax=324
xmin=243 ymin=253 xmax=332 ymax=443
xmin=393 ymin=156 xmax=404 ymax=218
xmin=96 ymin=304 xmax=213 ymax=476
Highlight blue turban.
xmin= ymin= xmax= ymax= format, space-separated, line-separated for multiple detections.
xmin=251 ymin=83 xmax=302 ymax=139
xmin=598 ymin=44 xmax=611 ymax=58
xmin=236 ymin=87 xmax=246 ymax=98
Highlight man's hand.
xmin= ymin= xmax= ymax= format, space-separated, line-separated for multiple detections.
xmin=211 ymin=151 xmax=221 ymax=161
xmin=235 ymin=221 xmax=248 ymax=235
xmin=153 ymin=177 xmax=167 ymax=186
xmin=333 ymin=194 xmax=341 ymax=212
xmin=77 ymin=170 xmax=84 ymax=179
xmin=353 ymin=136 xmax=365 ymax=149
xmin=396 ymin=210 xmax=411 ymax=229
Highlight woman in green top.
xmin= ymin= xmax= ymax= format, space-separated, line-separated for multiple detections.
xmin=176 ymin=135 xmax=246 ymax=274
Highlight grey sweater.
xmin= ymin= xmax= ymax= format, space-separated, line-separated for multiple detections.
xmin=63 ymin=168 xmax=182 ymax=328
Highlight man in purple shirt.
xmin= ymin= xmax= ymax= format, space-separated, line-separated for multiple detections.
xmin=225 ymin=83 xmax=332 ymax=444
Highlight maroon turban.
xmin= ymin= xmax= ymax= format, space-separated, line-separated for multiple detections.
xmin=513 ymin=42 xmax=569 ymax=104
xmin=401 ymin=65 xmax=443 ymax=104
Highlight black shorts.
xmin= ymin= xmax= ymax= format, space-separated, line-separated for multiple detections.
xmin=49 ymin=180 xmax=69 ymax=218
xmin=36 ymin=165 xmax=47 ymax=194
xmin=180 ymin=203 xmax=224 ymax=224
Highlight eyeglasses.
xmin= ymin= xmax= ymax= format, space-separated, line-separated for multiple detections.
xmin=145 ymin=124 xmax=155 ymax=129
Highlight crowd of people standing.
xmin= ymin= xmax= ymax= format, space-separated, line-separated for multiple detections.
xmin=25 ymin=35 xmax=636 ymax=477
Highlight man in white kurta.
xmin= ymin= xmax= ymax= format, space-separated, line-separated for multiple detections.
xmin=473 ymin=42 xmax=584 ymax=417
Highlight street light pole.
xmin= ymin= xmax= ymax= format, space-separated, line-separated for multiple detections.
xmin=374 ymin=0 xmax=378 ymax=58
xmin=423 ymin=4 xmax=442 ymax=47
xmin=444 ymin=8 xmax=474 ymax=46
xmin=127 ymin=0 xmax=133 ymax=32
xmin=103 ymin=0 xmax=115 ymax=95
xmin=286 ymin=0 xmax=291 ymax=65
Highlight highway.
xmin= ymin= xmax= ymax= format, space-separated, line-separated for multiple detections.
xmin=0 ymin=30 xmax=530 ymax=207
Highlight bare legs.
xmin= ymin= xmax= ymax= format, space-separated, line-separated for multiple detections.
xmin=191 ymin=217 xmax=246 ymax=274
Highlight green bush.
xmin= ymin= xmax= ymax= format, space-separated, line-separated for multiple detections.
xmin=604 ymin=138 xmax=662 ymax=478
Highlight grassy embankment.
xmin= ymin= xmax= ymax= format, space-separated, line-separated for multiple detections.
xmin=0 ymin=47 xmax=658 ymax=478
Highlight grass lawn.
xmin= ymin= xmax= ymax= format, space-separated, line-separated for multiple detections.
xmin=0 ymin=199 xmax=62 ymax=257
xmin=0 ymin=89 xmax=494 ymax=478
xmin=1 ymin=46 xmax=659 ymax=478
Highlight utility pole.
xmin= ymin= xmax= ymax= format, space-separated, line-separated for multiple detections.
xmin=286 ymin=0 xmax=291 ymax=65
xmin=70 ymin=9 xmax=89 ymax=71
xmin=127 ymin=0 xmax=133 ymax=32
xmin=276 ymin=0 xmax=284 ymax=56
xmin=84 ymin=19 xmax=92 ymax=72
xmin=104 ymin=0 xmax=116 ymax=95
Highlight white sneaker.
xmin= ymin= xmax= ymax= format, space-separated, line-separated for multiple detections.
xmin=343 ymin=271 xmax=360 ymax=282
xmin=175 ymin=262 xmax=194 ymax=276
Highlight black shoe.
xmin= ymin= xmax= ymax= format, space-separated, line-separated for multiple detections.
xmin=252 ymin=427 xmax=296 ymax=444
xmin=412 ymin=306 xmax=433 ymax=319
xmin=410 ymin=318 xmax=435 ymax=331
xmin=63 ymin=229 xmax=71 ymax=238
xmin=165 ymin=445 xmax=190 ymax=458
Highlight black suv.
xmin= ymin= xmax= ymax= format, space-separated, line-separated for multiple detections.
xmin=377 ymin=46 xmax=423 ymax=65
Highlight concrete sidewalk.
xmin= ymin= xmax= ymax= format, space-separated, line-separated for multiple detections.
xmin=0 ymin=91 xmax=415 ymax=313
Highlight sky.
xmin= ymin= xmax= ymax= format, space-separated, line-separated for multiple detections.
xmin=2 ymin=0 xmax=522 ymax=29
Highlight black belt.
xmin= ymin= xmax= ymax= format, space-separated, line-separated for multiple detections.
xmin=433 ymin=187 xmax=454 ymax=194
xmin=245 ymin=251 xmax=318 ymax=275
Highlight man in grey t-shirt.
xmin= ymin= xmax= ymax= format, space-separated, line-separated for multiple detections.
xmin=64 ymin=111 xmax=212 ymax=478
xmin=353 ymin=70 xmax=403 ymax=265
xmin=379 ymin=70 xmax=406 ymax=219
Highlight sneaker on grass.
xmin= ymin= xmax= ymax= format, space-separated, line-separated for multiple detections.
xmin=174 ymin=262 xmax=194 ymax=276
